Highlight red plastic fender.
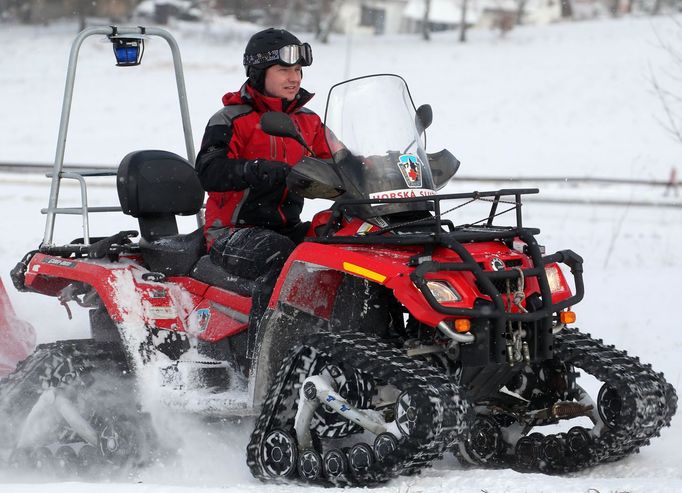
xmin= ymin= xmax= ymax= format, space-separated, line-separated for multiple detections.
xmin=0 ymin=278 xmax=36 ymax=378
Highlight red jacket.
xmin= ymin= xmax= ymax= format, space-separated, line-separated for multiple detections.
xmin=196 ymin=83 xmax=331 ymax=246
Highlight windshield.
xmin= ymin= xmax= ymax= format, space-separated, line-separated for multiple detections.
xmin=324 ymin=75 xmax=437 ymax=218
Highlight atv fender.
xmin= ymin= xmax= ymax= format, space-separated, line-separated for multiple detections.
xmin=0 ymin=278 xmax=36 ymax=378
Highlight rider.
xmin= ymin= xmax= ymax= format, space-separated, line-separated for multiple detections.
xmin=195 ymin=28 xmax=331 ymax=362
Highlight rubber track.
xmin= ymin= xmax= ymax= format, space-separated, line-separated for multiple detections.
xmin=541 ymin=328 xmax=678 ymax=472
xmin=247 ymin=332 xmax=472 ymax=486
xmin=0 ymin=340 xmax=131 ymax=471
xmin=0 ymin=340 xmax=128 ymax=415
xmin=486 ymin=328 xmax=677 ymax=473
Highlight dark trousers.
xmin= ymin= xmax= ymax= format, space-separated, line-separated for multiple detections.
xmin=208 ymin=224 xmax=307 ymax=363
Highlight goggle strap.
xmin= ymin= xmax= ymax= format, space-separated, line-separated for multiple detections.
xmin=243 ymin=49 xmax=280 ymax=67
xmin=243 ymin=43 xmax=312 ymax=67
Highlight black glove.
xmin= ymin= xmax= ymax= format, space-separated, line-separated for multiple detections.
xmin=243 ymin=159 xmax=290 ymax=188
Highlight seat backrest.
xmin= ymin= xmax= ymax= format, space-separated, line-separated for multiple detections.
xmin=117 ymin=150 xmax=204 ymax=240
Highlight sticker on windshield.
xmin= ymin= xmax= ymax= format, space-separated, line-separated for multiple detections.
xmin=397 ymin=154 xmax=424 ymax=188
xmin=369 ymin=189 xmax=436 ymax=200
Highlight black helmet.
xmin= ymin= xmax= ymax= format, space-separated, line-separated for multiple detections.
xmin=243 ymin=28 xmax=313 ymax=92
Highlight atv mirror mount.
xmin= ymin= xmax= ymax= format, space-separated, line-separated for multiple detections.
xmin=416 ymin=104 xmax=433 ymax=134
xmin=260 ymin=112 xmax=316 ymax=157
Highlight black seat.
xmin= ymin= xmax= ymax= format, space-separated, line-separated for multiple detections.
xmin=190 ymin=256 xmax=256 ymax=297
xmin=116 ymin=150 xmax=259 ymax=294
xmin=138 ymin=228 xmax=206 ymax=277
xmin=117 ymin=150 xmax=206 ymax=276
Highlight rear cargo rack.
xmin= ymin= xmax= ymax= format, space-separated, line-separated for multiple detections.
xmin=42 ymin=168 xmax=119 ymax=248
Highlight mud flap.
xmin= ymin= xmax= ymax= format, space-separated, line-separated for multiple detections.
xmin=0 ymin=278 xmax=36 ymax=378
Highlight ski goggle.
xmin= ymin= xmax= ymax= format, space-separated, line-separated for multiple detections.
xmin=243 ymin=43 xmax=313 ymax=68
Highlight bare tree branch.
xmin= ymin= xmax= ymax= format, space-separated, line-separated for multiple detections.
xmin=649 ymin=62 xmax=682 ymax=145
xmin=649 ymin=81 xmax=682 ymax=104
xmin=651 ymin=20 xmax=682 ymax=66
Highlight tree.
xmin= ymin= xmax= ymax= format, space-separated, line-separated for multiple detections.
xmin=650 ymin=20 xmax=682 ymax=145
xmin=609 ymin=0 xmax=621 ymax=16
xmin=515 ymin=0 xmax=528 ymax=25
xmin=459 ymin=0 xmax=469 ymax=43
xmin=494 ymin=10 xmax=516 ymax=37
xmin=422 ymin=0 xmax=431 ymax=41
xmin=560 ymin=0 xmax=573 ymax=18
xmin=282 ymin=0 xmax=302 ymax=30
xmin=649 ymin=17 xmax=682 ymax=197
xmin=316 ymin=0 xmax=344 ymax=44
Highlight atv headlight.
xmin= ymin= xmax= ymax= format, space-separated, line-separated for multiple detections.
xmin=544 ymin=264 xmax=565 ymax=293
xmin=426 ymin=281 xmax=461 ymax=303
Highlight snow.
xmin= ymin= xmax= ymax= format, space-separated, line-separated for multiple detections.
xmin=0 ymin=14 xmax=681 ymax=492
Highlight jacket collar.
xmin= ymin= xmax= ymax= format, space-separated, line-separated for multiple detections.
xmin=231 ymin=82 xmax=314 ymax=114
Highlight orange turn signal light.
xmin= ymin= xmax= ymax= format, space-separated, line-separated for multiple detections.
xmin=559 ymin=311 xmax=576 ymax=324
xmin=454 ymin=319 xmax=471 ymax=333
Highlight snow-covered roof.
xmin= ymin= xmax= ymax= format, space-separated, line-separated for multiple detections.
xmin=405 ymin=0 xmax=559 ymax=24
xmin=404 ymin=0 xmax=466 ymax=23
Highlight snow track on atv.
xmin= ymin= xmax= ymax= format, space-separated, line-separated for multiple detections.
xmin=547 ymin=329 xmax=677 ymax=471
xmin=467 ymin=328 xmax=678 ymax=473
xmin=247 ymin=332 xmax=472 ymax=486
xmin=0 ymin=339 xmax=154 ymax=478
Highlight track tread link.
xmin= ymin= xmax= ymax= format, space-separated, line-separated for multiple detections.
xmin=247 ymin=331 xmax=472 ymax=486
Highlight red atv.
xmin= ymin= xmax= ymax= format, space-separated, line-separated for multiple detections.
xmin=0 ymin=27 xmax=676 ymax=485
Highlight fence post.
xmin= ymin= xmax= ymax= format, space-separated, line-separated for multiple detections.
xmin=664 ymin=167 xmax=678 ymax=197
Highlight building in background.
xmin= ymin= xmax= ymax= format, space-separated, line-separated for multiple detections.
xmin=334 ymin=0 xmax=565 ymax=35
xmin=2 ymin=0 xmax=676 ymax=32
xmin=334 ymin=0 xmax=408 ymax=35
xmin=403 ymin=0 xmax=477 ymax=31
xmin=3 ymin=0 xmax=139 ymax=24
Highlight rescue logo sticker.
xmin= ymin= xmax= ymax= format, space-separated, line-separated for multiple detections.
xmin=196 ymin=308 xmax=211 ymax=333
xmin=397 ymin=154 xmax=423 ymax=188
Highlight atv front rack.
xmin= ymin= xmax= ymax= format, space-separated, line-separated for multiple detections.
xmin=315 ymin=188 xmax=539 ymax=241
xmin=310 ymin=188 xmax=584 ymax=335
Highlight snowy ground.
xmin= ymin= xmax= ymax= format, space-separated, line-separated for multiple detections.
xmin=0 ymin=14 xmax=681 ymax=493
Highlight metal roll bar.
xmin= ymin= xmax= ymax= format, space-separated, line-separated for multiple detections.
xmin=42 ymin=26 xmax=196 ymax=246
